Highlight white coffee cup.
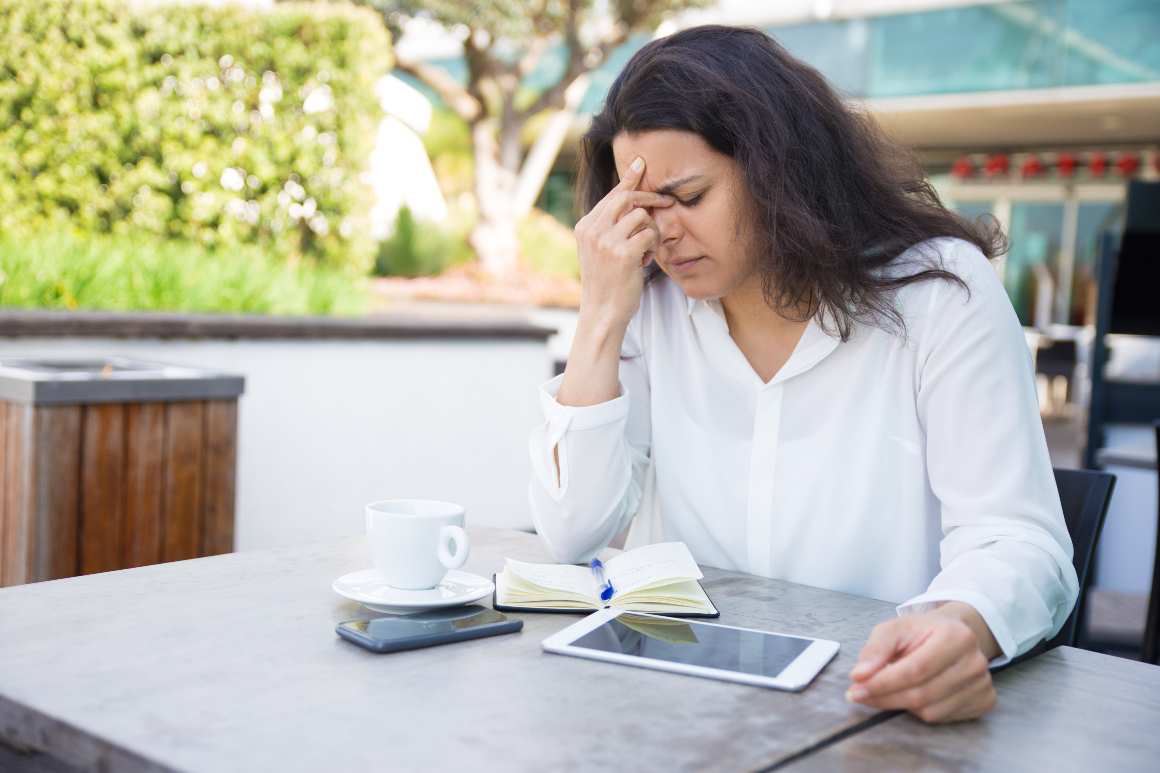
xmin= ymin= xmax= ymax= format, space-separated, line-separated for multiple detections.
xmin=365 ymin=499 xmax=470 ymax=590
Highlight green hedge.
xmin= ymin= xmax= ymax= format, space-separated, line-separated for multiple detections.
xmin=0 ymin=231 xmax=367 ymax=315
xmin=0 ymin=0 xmax=391 ymax=272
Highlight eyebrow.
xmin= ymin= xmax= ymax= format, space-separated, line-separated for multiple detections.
xmin=654 ymin=175 xmax=705 ymax=196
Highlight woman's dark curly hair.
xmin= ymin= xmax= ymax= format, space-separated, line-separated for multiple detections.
xmin=578 ymin=25 xmax=1005 ymax=340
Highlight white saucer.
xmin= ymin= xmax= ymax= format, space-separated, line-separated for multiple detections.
xmin=332 ymin=569 xmax=494 ymax=614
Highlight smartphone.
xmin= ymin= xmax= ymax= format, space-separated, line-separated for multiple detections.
xmin=336 ymin=605 xmax=522 ymax=653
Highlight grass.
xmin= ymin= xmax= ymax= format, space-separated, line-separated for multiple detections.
xmin=0 ymin=230 xmax=368 ymax=316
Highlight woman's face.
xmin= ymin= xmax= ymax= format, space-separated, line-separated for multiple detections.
xmin=611 ymin=129 xmax=759 ymax=302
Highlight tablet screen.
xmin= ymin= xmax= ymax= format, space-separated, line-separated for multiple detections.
xmin=569 ymin=613 xmax=812 ymax=678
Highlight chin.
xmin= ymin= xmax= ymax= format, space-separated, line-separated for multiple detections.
xmin=667 ymin=273 xmax=724 ymax=302
xmin=681 ymin=287 xmax=719 ymax=302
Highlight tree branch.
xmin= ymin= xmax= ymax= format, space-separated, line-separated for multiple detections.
xmin=393 ymin=56 xmax=481 ymax=123
xmin=517 ymin=37 xmax=550 ymax=79
xmin=463 ymin=28 xmax=503 ymax=123
xmin=513 ymin=72 xmax=592 ymax=218
xmin=517 ymin=1 xmax=627 ymax=121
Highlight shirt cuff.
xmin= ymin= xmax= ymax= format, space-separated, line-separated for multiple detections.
xmin=896 ymin=588 xmax=1017 ymax=668
xmin=538 ymin=373 xmax=630 ymax=434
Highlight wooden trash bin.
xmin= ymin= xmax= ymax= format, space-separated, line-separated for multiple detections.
xmin=0 ymin=358 xmax=245 ymax=586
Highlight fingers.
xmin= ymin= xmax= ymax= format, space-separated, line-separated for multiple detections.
xmin=591 ymin=212 xmax=658 ymax=266
xmin=590 ymin=156 xmax=644 ymax=222
xmin=854 ymin=623 xmax=967 ymax=697
xmin=613 ymin=206 xmax=656 ymax=240
xmin=850 ymin=646 xmax=989 ymax=713
xmin=847 ymin=615 xmax=996 ymax=724
xmin=614 ymin=156 xmax=646 ymax=192
xmin=591 ymin=156 xmax=674 ymax=222
xmin=574 ymin=155 xmax=670 ymax=273
xmin=910 ymin=672 xmax=997 ymax=724
xmin=610 ymin=191 xmax=674 ymax=223
xmin=623 ymin=224 xmax=660 ymax=261
xmin=850 ymin=618 xmax=909 ymax=682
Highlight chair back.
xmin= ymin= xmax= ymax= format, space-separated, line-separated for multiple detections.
xmin=1142 ymin=423 xmax=1160 ymax=665
xmin=1047 ymin=468 xmax=1116 ymax=649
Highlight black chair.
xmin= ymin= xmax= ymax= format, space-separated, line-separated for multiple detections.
xmin=1035 ymin=337 xmax=1077 ymax=403
xmin=1083 ymin=181 xmax=1160 ymax=469
xmin=1142 ymin=422 xmax=1160 ymax=665
xmin=1045 ymin=467 xmax=1116 ymax=649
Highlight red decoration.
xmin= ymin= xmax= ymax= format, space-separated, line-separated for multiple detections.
xmin=1088 ymin=152 xmax=1108 ymax=177
xmin=1115 ymin=152 xmax=1141 ymax=176
xmin=951 ymin=157 xmax=974 ymax=179
xmin=1021 ymin=154 xmax=1045 ymax=178
xmin=983 ymin=154 xmax=1010 ymax=177
xmin=1056 ymin=152 xmax=1078 ymax=177
xmin=1153 ymin=154 xmax=1160 ymax=176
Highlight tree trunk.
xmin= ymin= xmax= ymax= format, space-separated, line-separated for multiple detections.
xmin=513 ymin=74 xmax=591 ymax=219
xmin=469 ymin=118 xmax=521 ymax=277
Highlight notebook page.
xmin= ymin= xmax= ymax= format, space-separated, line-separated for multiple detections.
xmin=618 ymin=580 xmax=711 ymax=606
xmin=604 ymin=542 xmax=703 ymax=596
xmin=503 ymin=558 xmax=596 ymax=598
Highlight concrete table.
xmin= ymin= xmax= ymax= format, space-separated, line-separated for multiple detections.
xmin=0 ymin=527 xmax=893 ymax=772
xmin=786 ymin=646 xmax=1160 ymax=772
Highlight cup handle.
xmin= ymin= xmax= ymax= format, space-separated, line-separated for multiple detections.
xmin=437 ymin=525 xmax=470 ymax=570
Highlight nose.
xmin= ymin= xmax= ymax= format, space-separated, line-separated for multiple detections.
xmin=650 ymin=204 xmax=683 ymax=249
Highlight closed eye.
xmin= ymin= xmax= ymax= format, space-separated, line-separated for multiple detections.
xmin=679 ymin=192 xmax=705 ymax=207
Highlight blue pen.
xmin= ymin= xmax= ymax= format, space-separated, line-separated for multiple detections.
xmin=589 ymin=558 xmax=615 ymax=603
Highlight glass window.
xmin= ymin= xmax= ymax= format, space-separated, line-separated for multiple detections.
xmin=760 ymin=0 xmax=1159 ymax=100
xmin=1070 ymin=201 xmax=1125 ymax=324
xmin=772 ymin=19 xmax=871 ymax=97
xmin=952 ymin=200 xmax=996 ymax=224
xmin=868 ymin=2 xmax=1065 ymax=97
xmin=1006 ymin=203 xmax=1065 ymax=327
xmin=1063 ymin=0 xmax=1160 ymax=86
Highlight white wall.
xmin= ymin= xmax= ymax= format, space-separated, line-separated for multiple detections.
xmin=0 ymin=337 xmax=552 ymax=551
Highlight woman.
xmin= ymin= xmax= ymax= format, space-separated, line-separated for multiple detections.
xmin=528 ymin=25 xmax=1076 ymax=723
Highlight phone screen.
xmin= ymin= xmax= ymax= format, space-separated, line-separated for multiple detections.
xmin=569 ymin=613 xmax=812 ymax=678
xmin=340 ymin=606 xmax=509 ymax=643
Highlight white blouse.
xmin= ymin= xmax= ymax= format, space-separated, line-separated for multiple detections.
xmin=528 ymin=237 xmax=1078 ymax=662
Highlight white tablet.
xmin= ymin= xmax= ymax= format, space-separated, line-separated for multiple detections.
xmin=542 ymin=608 xmax=839 ymax=691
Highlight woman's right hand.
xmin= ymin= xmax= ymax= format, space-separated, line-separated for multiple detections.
xmin=573 ymin=156 xmax=674 ymax=329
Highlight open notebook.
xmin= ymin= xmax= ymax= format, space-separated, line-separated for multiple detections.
xmin=493 ymin=542 xmax=719 ymax=618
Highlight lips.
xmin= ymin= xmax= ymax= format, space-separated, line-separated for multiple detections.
xmin=668 ymin=255 xmax=705 ymax=274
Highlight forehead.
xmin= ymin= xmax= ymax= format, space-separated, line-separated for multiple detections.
xmin=611 ymin=130 xmax=723 ymax=188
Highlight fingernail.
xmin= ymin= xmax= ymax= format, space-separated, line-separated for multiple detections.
xmin=846 ymin=686 xmax=868 ymax=702
xmin=630 ymin=157 xmax=643 ymax=172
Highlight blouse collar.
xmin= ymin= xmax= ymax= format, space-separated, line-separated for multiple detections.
xmin=685 ymin=295 xmax=841 ymax=388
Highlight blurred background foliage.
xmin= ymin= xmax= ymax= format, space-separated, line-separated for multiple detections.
xmin=0 ymin=230 xmax=367 ymax=315
xmin=0 ymin=0 xmax=580 ymax=313
xmin=372 ymin=104 xmax=579 ymax=280
xmin=0 ymin=0 xmax=390 ymax=275
xmin=373 ymin=205 xmax=473 ymax=277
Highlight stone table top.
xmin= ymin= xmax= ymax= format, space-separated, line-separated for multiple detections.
xmin=0 ymin=527 xmax=897 ymax=772
xmin=786 ymin=645 xmax=1160 ymax=772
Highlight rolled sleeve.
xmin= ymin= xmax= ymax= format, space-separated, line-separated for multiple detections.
xmin=528 ymin=317 xmax=652 ymax=564
xmin=540 ymin=374 xmax=630 ymax=438
xmin=531 ymin=373 xmax=631 ymax=501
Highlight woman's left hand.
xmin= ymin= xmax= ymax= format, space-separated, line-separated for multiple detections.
xmin=845 ymin=601 xmax=999 ymax=723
